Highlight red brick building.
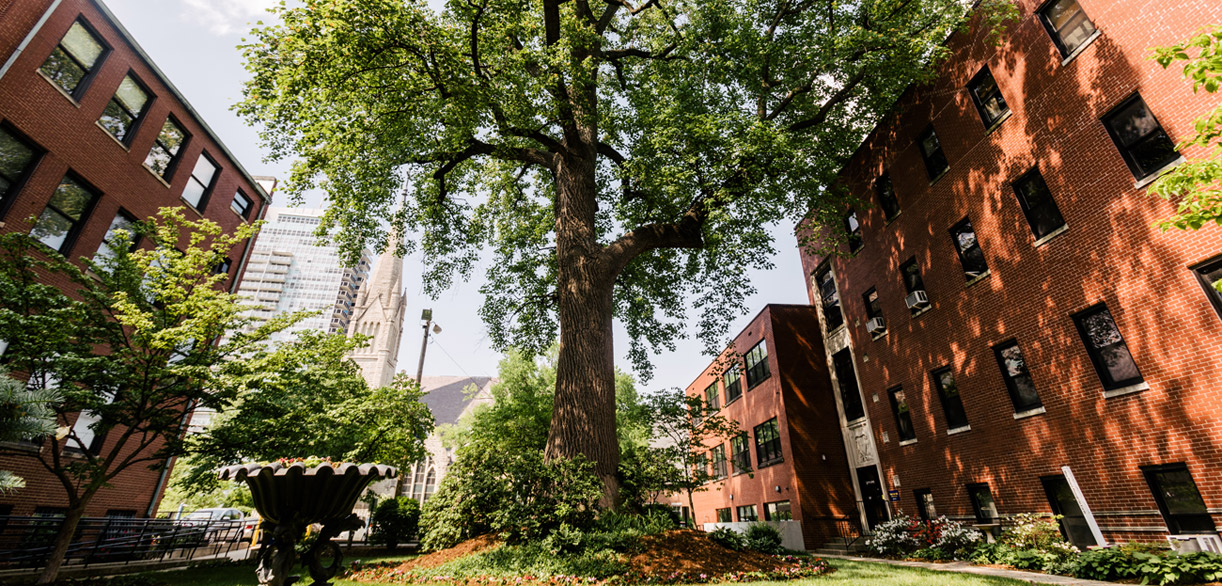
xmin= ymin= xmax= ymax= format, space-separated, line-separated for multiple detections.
xmin=685 ymin=305 xmax=858 ymax=550
xmin=797 ymin=0 xmax=1222 ymax=550
xmin=0 ymin=0 xmax=271 ymax=519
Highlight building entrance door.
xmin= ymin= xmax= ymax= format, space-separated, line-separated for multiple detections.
xmin=855 ymin=465 xmax=890 ymax=531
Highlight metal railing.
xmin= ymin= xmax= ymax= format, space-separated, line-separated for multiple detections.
xmin=0 ymin=515 xmax=253 ymax=570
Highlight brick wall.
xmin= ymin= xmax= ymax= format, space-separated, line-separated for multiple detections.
xmin=797 ymin=0 xmax=1222 ymax=543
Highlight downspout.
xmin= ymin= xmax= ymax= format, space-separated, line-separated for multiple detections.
xmin=145 ymin=406 xmax=193 ymax=518
xmin=0 ymin=0 xmax=62 ymax=83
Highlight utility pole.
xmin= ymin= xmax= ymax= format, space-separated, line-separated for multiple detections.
xmin=415 ymin=309 xmax=432 ymax=385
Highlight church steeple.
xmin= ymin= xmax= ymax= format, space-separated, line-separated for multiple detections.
xmin=348 ymin=230 xmax=407 ymax=389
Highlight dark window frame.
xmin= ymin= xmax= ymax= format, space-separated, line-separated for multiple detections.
xmin=730 ymin=433 xmax=751 ymax=474
xmin=0 ymin=121 xmax=46 ymax=220
xmin=875 ymin=173 xmax=900 ymax=221
xmin=931 ymin=367 xmax=970 ymax=431
xmin=753 ymin=418 xmax=783 ymax=467
xmin=736 ymin=505 xmax=758 ymax=522
xmin=744 ymin=340 xmax=770 ymax=389
xmin=94 ymin=208 xmax=139 ymax=259
xmin=914 ymin=489 xmax=936 ymax=522
xmin=724 ymin=364 xmax=743 ymax=404
xmin=1142 ymin=463 xmax=1217 ymax=535
xmin=231 ymin=189 xmax=254 ymax=219
xmin=917 ymin=126 xmax=950 ymax=180
xmin=863 ymin=287 xmax=883 ymax=320
xmin=949 ymin=216 xmax=989 ymax=280
xmin=1037 ymin=0 xmax=1098 ymax=57
xmin=1011 ymin=167 xmax=1067 ymax=240
xmin=98 ymin=72 xmax=154 ymax=146
xmin=764 ymin=500 xmax=792 ymax=521
xmin=967 ymin=66 xmax=1010 ymax=127
xmin=1071 ymin=304 xmax=1144 ymax=391
xmin=899 ymin=258 xmax=928 ymax=315
xmin=144 ymin=115 xmax=190 ymax=179
xmin=844 ymin=208 xmax=862 ymax=253
xmin=711 ymin=444 xmax=727 ymax=480
xmin=705 ymin=381 xmax=720 ymax=410
xmin=815 ymin=264 xmax=844 ymax=330
xmin=32 ymin=172 xmax=101 ymax=256
xmin=992 ymin=340 xmax=1043 ymax=413
xmin=715 ymin=508 xmax=733 ymax=523
xmin=182 ymin=151 xmax=221 ymax=211
xmin=887 ymin=385 xmax=916 ymax=442
xmin=1101 ymin=93 xmax=1181 ymax=180
xmin=832 ymin=349 xmax=866 ymax=422
xmin=39 ymin=17 xmax=111 ymax=100
xmin=967 ymin=483 xmax=999 ymax=523
xmin=1191 ymin=256 xmax=1222 ymax=322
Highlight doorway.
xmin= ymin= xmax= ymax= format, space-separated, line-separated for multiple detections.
xmin=855 ymin=465 xmax=890 ymax=531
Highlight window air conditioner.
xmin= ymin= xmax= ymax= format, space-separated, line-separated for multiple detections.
xmin=866 ymin=317 xmax=887 ymax=335
xmin=1167 ymin=534 xmax=1222 ymax=554
xmin=905 ymin=290 xmax=930 ymax=310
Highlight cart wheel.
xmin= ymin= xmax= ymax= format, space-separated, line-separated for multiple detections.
xmin=307 ymin=540 xmax=343 ymax=582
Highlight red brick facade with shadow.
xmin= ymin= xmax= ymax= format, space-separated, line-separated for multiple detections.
xmin=0 ymin=0 xmax=270 ymax=519
xmin=797 ymin=0 xmax=1222 ymax=548
xmin=685 ymin=305 xmax=858 ymax=550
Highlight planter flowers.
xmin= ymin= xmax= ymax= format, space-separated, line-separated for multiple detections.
xmin=218 ymin=458 xmax=397 ymax=586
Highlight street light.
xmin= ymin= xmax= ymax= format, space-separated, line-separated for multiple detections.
xmin=415 ymin=309 xmax=434 ymax=385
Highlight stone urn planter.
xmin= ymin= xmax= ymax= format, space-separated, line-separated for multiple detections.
xmin=218 ymin=461 xmax=397 ymax=586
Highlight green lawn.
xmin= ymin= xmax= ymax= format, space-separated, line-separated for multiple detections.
xmin=148 ymin=558 xmax=1030 ymax=586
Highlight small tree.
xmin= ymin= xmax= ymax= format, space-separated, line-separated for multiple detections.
xmin=369 ymin=496 xmax=421 ymax=549
xmin=641 ymin=388 xmax=740 ymax=528
xmin=0 ymin=369 xmax=60 ymax=493
xmin=1151 ymin=25 xmax=1222 ymax=278
xmin=0 ymin=208 xmax=298 ymax=584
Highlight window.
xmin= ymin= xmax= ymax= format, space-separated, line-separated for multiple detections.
xmin=764 ymin=500 xmax=792 ymax=521
xmin=744 ymin=340 xmax=770 ymax=388
xmin=949 ymin=217 xmax=989 ymax=280
xmin=887 ymin=386 xmax=916 ymax=442
xmin=931 ymin=367 xmax=970 ymax=431
xmin=863 ymin=288 xmax=883 ymax=320
xmin=31 ymin=174 xmax=100 ymax=254
xmin=754 ymin=418 xmax=782 ymax=466
xmin=145 ymin=117 xmax=188 ymax=178
xmin=899 ymin=258 xmax=928 ymax=315
xmin=68 ymin=391 xmax=114 ymax=454
xmin=1192 ymin=257 xmax=1222 ymax=321
xmin=1073 ymin=305 xmax=1143 ymax=391
xmin=231 ymin=189 xmax=254 ymax=219
xmin=736 ymin=505 xmax=758 ymax=522
xmin=724 ymin=365 xmax=742 ymax=404
xmin=0 ymin=125 xmax=41 ymax=216
xmin=967 ymin=483 xmax=999 ymax=523
xmin=968 ymin=67 xmax=1009 ymax=127
xmin=99 ymin=75 xmax=151 ymax=144
xmin=1142 ymin=464 xmax=1216 ymax=535
xmin=917 ymin=126 xmax=949 ymax=180
xmin=711 ymin=445 xmax=727 ymax=480
xmin=94 ymin=210 xmax=137 ymax=261
xmin=1102 ymin=94 xmax=1180 ymax=180
xmin=844 ymin=209 xmax=862 ymax=252
xmin=214 ymin=257 xmax=233 ymax=276
xmin=876 ymin=173 xmax=900 ymax=221
xmin=40 ymin=20 xmax=107 ymax=98
xmin=992 ymin=341 xmax=1043 ymax=413
xmin=1012 ymin=168 xmax=1066 ymax=240
xmin=832 ymin=349 xmax=865 ymax=422
xmin=181 ymin=153 xmax=220 ymax=210
xmin=730 ymin=433 xmax=751 ymax=473
xmin=705 ymin=382 xmax=720 ymax=410
xmin=1038 ymin=0 xmax=1097 ymax=57
xmin=716 ymin=508 xmax=732 ymax=523
xmin=1041 ymin=475 xmax=1098 ymax=548
xmin=914 ymin=489 xmax=936 ymax=522
xmin=815 ymin=264 xmax=843 ymax=330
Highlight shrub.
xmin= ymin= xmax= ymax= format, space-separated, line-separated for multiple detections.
xmin=911 ymin=547 xmax=950 ymax=561
xmin=370 ymin=497 xmax=421 ymax=549
xmin=865 ymin=515 xmax=922 ymax=557
xmin=995 ymin=513 xmax=1078 ymax=574
xmin=744 ymin=523 xmax=785 ymax=555
xmin=708 ymin=527 xmax=747 ymax=551
xmin=865 ymin=514 xmax=981 ymax=559
xmin=1072 ymin=546 xmax=1222 ymax=585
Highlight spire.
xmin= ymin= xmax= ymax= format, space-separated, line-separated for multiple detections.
xmin=360 ymin=229 xmax=404 ymax=306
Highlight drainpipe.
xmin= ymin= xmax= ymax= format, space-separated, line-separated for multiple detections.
xmin=0 ymin=0 xmax=62 ymax=83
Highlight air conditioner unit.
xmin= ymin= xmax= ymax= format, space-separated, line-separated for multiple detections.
xmin=866 ymin=317 xmax=887 ymax=335
xmin=1167 ymin=534 xmax=1222 ymax=554
xmin=905 ymin=290 xmax=930 ymax=310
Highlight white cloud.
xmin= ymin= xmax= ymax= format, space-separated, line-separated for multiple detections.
xmin=181 ymin=0 xmax=278 ymax=36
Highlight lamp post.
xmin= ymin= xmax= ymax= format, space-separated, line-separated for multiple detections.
xmin=415 ymin=309 xmax=441 ymax=385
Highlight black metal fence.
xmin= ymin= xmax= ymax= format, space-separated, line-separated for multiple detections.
xmin=0 ymin=515 xmax=253 ymax=570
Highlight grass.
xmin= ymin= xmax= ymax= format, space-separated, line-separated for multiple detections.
xmin=136 ymin=557 xmax=1031 ymax=586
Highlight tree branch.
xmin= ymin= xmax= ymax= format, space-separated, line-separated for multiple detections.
xmin=785 ymin=67 xmax=869 ymax=133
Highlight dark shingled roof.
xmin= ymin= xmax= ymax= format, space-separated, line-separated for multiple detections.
xmin=419 ymin=376 xmax=495 ymax=425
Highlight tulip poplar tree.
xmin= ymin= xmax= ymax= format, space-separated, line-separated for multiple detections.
xmin=237 ymin=0 xmax=1014 ymax=502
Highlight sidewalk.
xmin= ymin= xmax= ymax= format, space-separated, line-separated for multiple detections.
xmin=820 ymin=553 xmax=1119 ymax=585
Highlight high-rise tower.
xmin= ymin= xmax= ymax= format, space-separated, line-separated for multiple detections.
xmin=347 ymin=236 xmax=407 ymax=389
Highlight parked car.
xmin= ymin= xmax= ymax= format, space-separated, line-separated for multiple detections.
xmin=179 ymin=508 xmax=246 ymax=543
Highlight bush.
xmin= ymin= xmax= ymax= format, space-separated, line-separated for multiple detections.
xmin=911 ymin=547 xmax=950 ymax=561
xmin=708 ymin=527 xmax=747 ymax=551
xmin=1072 ymin=546 xmax=1222 ymax=585
xmin=865 ymin=515 xmax=981 ymax=559
xmin=370 ymin=497 xmax=421 ymax=549
xmin=995 ymin=514 xmax=1078 ymax=574
xmin=419 ymin=445 xmax=602 ymax=551
xmin=745 ymin=523 xmax=785 ymax=555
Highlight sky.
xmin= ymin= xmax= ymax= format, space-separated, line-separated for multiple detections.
xmin=102 ymin=0 xmax=813 ymax=392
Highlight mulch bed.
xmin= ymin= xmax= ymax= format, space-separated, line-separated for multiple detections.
xmin=625 ymin=530 xmax=788 ymax=575
xmin=387 ymin=534 xmax=502 ymax=570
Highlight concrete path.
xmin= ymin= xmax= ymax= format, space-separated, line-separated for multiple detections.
xmin=820 ymin=553 xmax=1119 ymax=585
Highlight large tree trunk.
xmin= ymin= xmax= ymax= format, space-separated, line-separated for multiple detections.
xmin=545 ymin=145 xmax=622 ymax=508
xmin=37 ymin=501 xmax=88 ymax=584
